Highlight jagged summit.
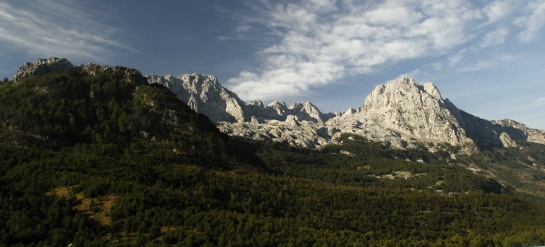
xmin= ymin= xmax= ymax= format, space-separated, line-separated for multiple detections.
xmin=493 ymin=118 xmax=545 ymax=145
xmin=9 ymin=58 xmax=545 ymax=151
xmin=221 ymin=76 xmax=545 ymax=150
xmin=12 ymin=57 xmax=74 ymax=83
xmin=289 ymin=102 xmax=325 ymax=123
xmin=147 ymin=73 xmax=247 ymax=123
xmin=12 ymin=57 xmax=144 ymax=85
xmin=362 ymin=77 xmax=442 ymax=111
xmin=360 ymin=77 xmax=470 ymax=146
xmin=143 ymin=70 xmax=545 ymax=150
xmin=148 ymin=74 xmax=330 ymax=124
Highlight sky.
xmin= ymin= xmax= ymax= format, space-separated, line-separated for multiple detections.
xmin=1 ymin=0 xmax=545 ymax=130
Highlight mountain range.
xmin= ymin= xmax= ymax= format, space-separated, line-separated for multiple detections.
xmin=12 ymin=58 xmax=545 ymax=153
xmin=144 ymin=66 xmax=545 ymax=153
xmin=4 ymin=57 xmax=545 ymax=245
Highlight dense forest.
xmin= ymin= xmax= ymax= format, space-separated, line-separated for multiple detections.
xmin=1 ymin=68 xmax=545 ymax=246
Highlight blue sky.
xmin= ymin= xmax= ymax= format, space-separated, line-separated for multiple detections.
xmin=1 ymin=0 xmax=545 ymax=130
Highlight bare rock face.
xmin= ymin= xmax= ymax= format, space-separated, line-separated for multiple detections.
xmin=245 ymin=100 xmax=328 ymax=123
xmin=360 ymin=77 xmax=470 ymax=145
xmin=493 ymin=119 xmax=545 ymax=145
xmin=285 ymin=115 xmax=301 ymax=126
xmin=80 ymin=63 xmax=144 ymax=84
xmin=12 ymin=57 xmax=144 ymax=86
xmin=268 ymin=101 xmax=288 ymax=117
xmin=289 ymin=102 xmax=326 ymax=123
xmin=334 ymin=77 xmax=474 ymax=148
xmin=14 ymin=58 xmax=544 ymax=151
xmin=145 ymin=73 xmax=335 ymax=148
xmin=147 ymin=74 xmax=247 ymax=123
xmin=216 ymin=76 xmax=545 ymax=150
xmin=245 ymin=100 xmax=274 ymax=122
xmin=12 ymin=57 xmax=74 ymax=83
xmin=220 ymin=77 xmax=478 ymax=149
xmin=218 ymin=119 xmax=332 ymax=148
xmin=499 ymin=132 xmax=518 ymax=148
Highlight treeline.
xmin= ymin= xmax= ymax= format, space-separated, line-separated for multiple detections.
xmin=2 ymin=142 xmax=545 ymax=246
xmin=0 ymin=69 xmax=210 ymax=146
xmin=252 ymin=135 xmax=504 ymax=194
xmin=1 ymin=68 xmax=545 ymax=246
xmin=0 ymin=69 xmax=262 ymax=169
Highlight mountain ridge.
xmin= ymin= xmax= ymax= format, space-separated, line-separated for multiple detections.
xmin=5 ymin=58 xmax=545 ymax=246
xmin=4 ymin=57 xmax=267 ymax=171
xmin=11 ymin=58 xmax=545 ymax=151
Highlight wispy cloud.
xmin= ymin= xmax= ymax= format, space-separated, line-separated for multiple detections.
xmin=483 ymin=0 xmax=515 ymax=23
xmin=515 ymin=0 xmax=545 ymax=42
xmin=226 ymin=0 xmax=543 ymax=101
xmin=480 ymin=27 xmax=509 ymax=47
xmin=0 ymin=1 xmax=137 ymax=61
xmin=457 ymin=54 xmax=517 ymax=72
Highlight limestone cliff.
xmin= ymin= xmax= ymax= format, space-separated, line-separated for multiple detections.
xmin=12 ymin=58 xmax=545 ymax=151
xmin=493 ymin=119 xmax=545 ymax=145
xmin=219 ymin=77 xmax=545 ymax=150
xmin=359 ymin=77 xmax=471 ymax=146
xmin=147 ymin=74 xmax=247 ymax=123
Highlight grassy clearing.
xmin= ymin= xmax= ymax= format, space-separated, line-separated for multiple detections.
xmin=47 ymin=186 xmax=115 ymax=226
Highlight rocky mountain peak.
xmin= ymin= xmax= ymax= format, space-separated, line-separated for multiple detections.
xmin=493 ymin=118 xmax=545 ymax=145
xmin=419 ymin=82 xmax=442 ymax=100
xmin=362 ymin=77 xmax=441 ymax=112
xmin=146 ymin=73 xmax=330 ymax=125
xmin=177 ymin=73 xmax=221 ymax=94
xmin=12 ymin=57 xmax=74 ymax=83
xmin=248 ymin=100 xmax=265 ymax=108
xmin=11 ymin=58 xmax=144 ymax=85
xmin=79 ymin=63 xmax=144 ymax=84
xmin=14 ymin=58 xmax=543 ymax=151
xmin=268 ymin=100 xmax=288 ymax=115
xmin=147 ymin=73 xmax=247 ymax=123
xmin=355 ymin=77 xmax=472 ymax=146
xmin=289 ymin=101 xmax=325 ymax=123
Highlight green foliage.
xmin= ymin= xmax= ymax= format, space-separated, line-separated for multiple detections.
xmin=0 ymin=68 xmax=261 ymax=169
xmin=1 ymin=68 xmax=545 ymax=245
xmin=457 ymin=141 xmax=545 ymax=198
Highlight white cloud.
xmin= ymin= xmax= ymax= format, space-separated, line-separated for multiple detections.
xmin=364 ymin=6 xmax=423 ymax=27
xmin=0 ymin=1 xmax=137 ymax=61
xmin=516 ymin=1 xmax=545 ymax=42
xmin=236 ymin=25 xmax=252 ymax=33
xmin=538 ymin=97 xmax=545 ymax=102
xmin=483 ymin=0 xmax=514 ymax=23
xmin=457 ymin=54 xmax=517 ymax=72
xmin=480 ymin=27 xmax=509 ymax=47
xmin=226 ymin=0 xmax=543 ymax=101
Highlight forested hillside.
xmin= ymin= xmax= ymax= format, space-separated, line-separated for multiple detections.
xmin=1 ymin=67 xmax=545 ymax=246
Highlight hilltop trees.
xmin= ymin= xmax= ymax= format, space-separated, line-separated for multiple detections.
xmin=1 ymin=66 xmax=545 ymax=245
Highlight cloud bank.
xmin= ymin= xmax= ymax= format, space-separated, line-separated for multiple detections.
xmin=0 ymin=1 xmax=137 ymax=61
xmin=227 ymin=0 xmax=545 ymax=101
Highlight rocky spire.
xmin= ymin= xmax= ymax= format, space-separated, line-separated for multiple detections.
xmin=288 ymin=102 xmax=325 ymax=123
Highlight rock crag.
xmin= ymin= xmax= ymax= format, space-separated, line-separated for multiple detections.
xmin=147 ymin=74 xmax=247 ymax=123
xmin=12 ymin=57 xmax=74 ymax=83
xmin=12 ymin=58 xmax=144 ymax=85
xmin=12 ymin=58 xmax=545 ymax=152
xmin=209 ymin=77 xmax=545 ymax=151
